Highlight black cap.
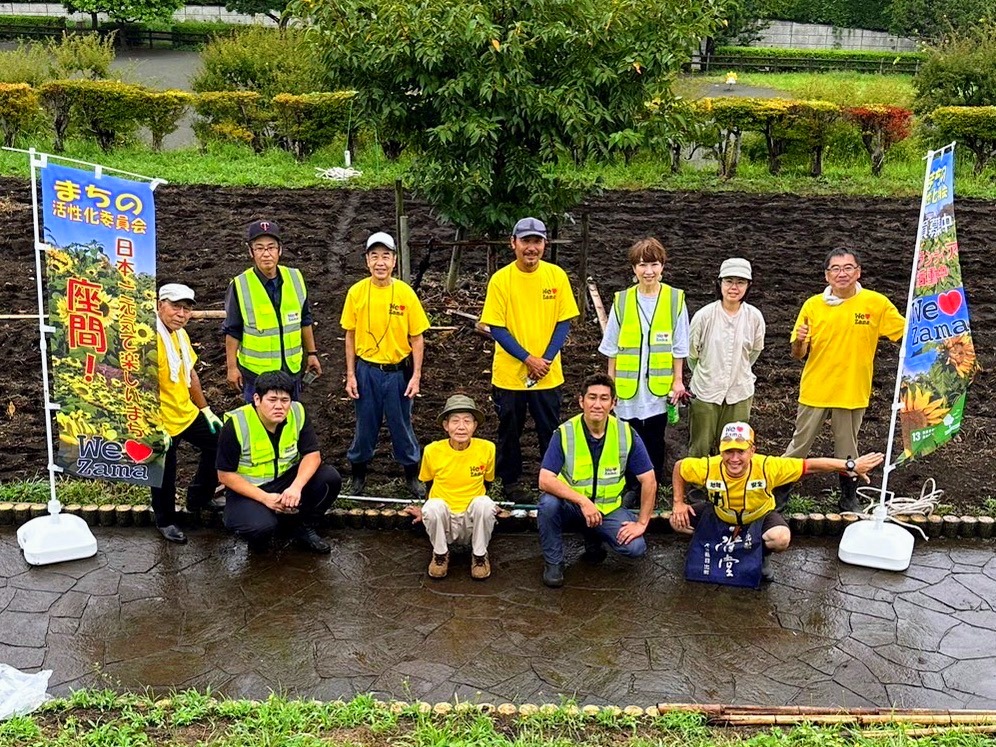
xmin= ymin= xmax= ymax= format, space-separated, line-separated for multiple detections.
xmin=246 ymin=219 xmax=281 ymax=243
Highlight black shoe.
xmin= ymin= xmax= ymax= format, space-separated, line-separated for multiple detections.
xmin=292 ymin=526 xmax=331 ymax=554
xmin=157 ymin=524 xmax=187 ymax=544
xmin=838 ymin=472 xmax=862 ymax=514
xmin=582 ymin=541 xmax=607 ymax=564
xmin=761 ymin=555 xmax=775 ymax=583
xmin=404 ymin=464 xmax=426 ymax=499
xmin=347 ymin=462 xmax=368 ymax=496
xmin=503 ymin=482 xmax=528 ymax=504
xmin=543 ymin=562 xmax=565 ymax=588
xmin=773 ymin=484 xmax=793 ymax=513
xmin=246 ymin=536 xmax=271 ymax=554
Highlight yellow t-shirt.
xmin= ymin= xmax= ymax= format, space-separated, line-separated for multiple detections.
xmin=157 ymin=332 xmax=199 ymax=437
xmin=790 ymin=290 xmax=905 ymax=409
xmin=340 ymin=278 xmax=430 ymax=365
xmin=419 ymin=437 xmax=496 ymax=514
xmin=479 ymin=260 xmax=579 ymax=390
xmin=680 ymin=454 xmax=805 ymax=523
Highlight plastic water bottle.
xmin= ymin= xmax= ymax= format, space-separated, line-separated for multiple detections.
xmin=667 ymin=400 xmax=679 ymax=425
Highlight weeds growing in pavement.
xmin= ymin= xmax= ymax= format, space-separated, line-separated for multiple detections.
xmin=0 ymin=477 xmax=146 ymax=506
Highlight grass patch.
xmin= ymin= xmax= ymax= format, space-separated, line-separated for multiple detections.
xmin=692 ymin=71 xmax=916 ymax=108
xmin=4 ymin=692 xmax=996 ymax=747
xmin=0 ymin=476 xmax=147 ymax=506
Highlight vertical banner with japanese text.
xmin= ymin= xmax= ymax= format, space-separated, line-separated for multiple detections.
xmin=898 ymin=146 xmax=979 ymax=462
xmin=41 ymin=163 xmax=166 ymax=487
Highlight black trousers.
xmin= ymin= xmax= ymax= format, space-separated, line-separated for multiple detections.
xmin=621 ymin=412 xmax=668 ymax=489
xmin=492 ymin=385 xmax=562 ymax=487
xmin=224 ymin=462 xmax=340 ymax=543
xmin=151 ymin=412 xmax=218 ymax=527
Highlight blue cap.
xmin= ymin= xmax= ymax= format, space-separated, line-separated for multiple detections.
xmin=246 ymin=219 xmax=281 ymax=243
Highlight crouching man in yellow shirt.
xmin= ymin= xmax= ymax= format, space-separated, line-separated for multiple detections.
xmin=406 ymin=395 xmax=498 ymax=580
xmin=671 ymin=422 xmax=884 ymax=582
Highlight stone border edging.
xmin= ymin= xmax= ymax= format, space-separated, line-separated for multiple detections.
xmin=0 ymin=501 xmax=993 ymax=539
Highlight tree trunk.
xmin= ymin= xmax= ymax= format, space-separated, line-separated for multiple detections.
xmin=810 ymin=145 xmax=824 ymax=177
xmin=669 ymin=141 xmax=682 ymax=174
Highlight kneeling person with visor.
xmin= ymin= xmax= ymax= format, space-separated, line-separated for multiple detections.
xmin=406 ymin=395 xmax=498 ymax=580
xmin=671 ymin=422 xmax=883 ymax=583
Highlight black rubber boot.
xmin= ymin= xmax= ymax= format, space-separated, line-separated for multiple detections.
xmin=838 ymin=472 xmax=862 ymax=514
xmin=543 ymin=562 xmax=565 ymax=588
xmin=404 ymin=464 xmax=426 ymax=500
xmin=347 ymin=462 xmax=367 ymax=496
xmin=773 ymin=484 xmax=793 ymax=513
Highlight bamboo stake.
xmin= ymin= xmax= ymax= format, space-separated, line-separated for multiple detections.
xmin=587 ymin=277 xmax=608 ymax=332
xmin=862 ymin=725 xmax=996 ymax=738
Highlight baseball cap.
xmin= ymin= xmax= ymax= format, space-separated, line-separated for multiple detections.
xmin=512 ymin=217 xmax=547 ymax=239
xmin=246 ymin=219 xmax=281 ymax=243
xmin=158 ymin=283 xmax=196 ymax=303
xmin=365 ymin=231 xmax=397 ymax=252
xmin=719 ymin=421 xmax=755 ymax=452
xmin=438 ymin=394 xmax=485 ymax=425
xmin=719 ymin=257 xmax=752 ymax=280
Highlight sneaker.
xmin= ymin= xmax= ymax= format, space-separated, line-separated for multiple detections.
xmin=292 ymin=526 xmax=331 ymax=554
xmin=761 ymin=555 xmax=775 ymax=583
xmin=581 ymin=541 xmax=607 ymax=564
xmin=471 ymin=553 xmax=491 ymax=580
xmin=542 ymin=562 xmax=565 ymax=588
xmin=428 ymin=552 xmax=449 ymax=578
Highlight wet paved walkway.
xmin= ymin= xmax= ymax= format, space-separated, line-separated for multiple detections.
xmin=1 ymin=528 xmax=995 ymax=707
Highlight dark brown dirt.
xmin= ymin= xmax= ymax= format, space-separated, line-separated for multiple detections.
xmin=1 ymin=180 xmax=993 ymax=511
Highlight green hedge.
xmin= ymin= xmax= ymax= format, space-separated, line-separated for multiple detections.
xmin=707 ymin=46 xmax=925 ymax=74
xmin=0 ymin=15 xmax=68 ymax=28
xmin=715 ymin=46 xmax=926 ymax=62
xmin=928 ymin=107 xmax=996 ymax=175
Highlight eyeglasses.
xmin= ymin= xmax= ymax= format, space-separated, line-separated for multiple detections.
xmin=826 ymin=264 xmax=858 ymax=275
xmin=252 ymin=245 xmax=279 ymax=255
xmin=721 ymin=278 xmax=749 ymax=287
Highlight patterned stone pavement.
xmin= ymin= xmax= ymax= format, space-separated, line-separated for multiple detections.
xmin=1 ymin=527 xmax=995 ymax=707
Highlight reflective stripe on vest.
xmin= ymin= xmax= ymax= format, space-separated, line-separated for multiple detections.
xmin=225 ymin=401 xmax=305 ymax=486
xmin=612 ymin=285 xmax=684 ymax=399
xmin=556 ymin=414 xmax=632 ymax=514
xmin=704 ymin=454 xmax=775 ymax=525
xmin=235 ymin=266 xmax=307 ymax=375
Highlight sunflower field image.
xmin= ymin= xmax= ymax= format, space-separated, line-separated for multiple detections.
xmin=40 ymin=163 xmax=165 ymax=487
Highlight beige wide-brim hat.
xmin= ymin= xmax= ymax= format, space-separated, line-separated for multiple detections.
xmin=438 ymin=394 xmax=485 ymax=425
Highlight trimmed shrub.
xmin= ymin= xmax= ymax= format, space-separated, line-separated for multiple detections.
xmin=845 ymin=105 xmax=914 ymax=176
xmin=192 ymin=26 xmax=326 ymax=99
xmin=928 ymin=106 xmax=996 ymax=174
xmin=41 ymin=79 xmax=147 ymax=152
xmin=0 ymin=83 xmax=43 ymax=146
xmin=0 ymin=42 xmax=53 ymax=86
xmin=38 ymin=80 xmax=72 ymax=152
xmin=694 ymin=97 xmax=770 ymax=177
xmin=271 ymin=91 xmax=357 ymax=160
xmin=48 ymin=32 xmax=116 ymax=80
xmin=192 ymin=91 xmax=268 ymax=151
xmin=787 ymin=100 xmax=842 ymax=177
xmin=138 ymin=89 xmax=193 ymax=151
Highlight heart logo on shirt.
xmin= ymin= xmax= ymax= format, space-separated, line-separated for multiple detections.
xmin=938 ymin=290 xmax=962 ymax=316
xmin=124 ymin=439 xmax=153 ymax=463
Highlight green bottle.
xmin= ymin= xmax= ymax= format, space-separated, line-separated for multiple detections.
xmin=667 ymin=400 xmax=679 ymax=425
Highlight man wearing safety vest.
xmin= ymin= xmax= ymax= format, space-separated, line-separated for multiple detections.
xmin=216 ymin=370 xmax=341 ymax=553
xmin=599 ymin=237 xmax=688 ymax=508
xmin=223 ymin=219 xmax=322 ymax=402
xmin=670 ymin=421 xmax=884 ymax=581
xmin=537 ymin=373 xmax=656 ymax=588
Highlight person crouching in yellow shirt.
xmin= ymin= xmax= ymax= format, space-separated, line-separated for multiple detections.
xmin=406 ymin=395 xmax=498 ymax=580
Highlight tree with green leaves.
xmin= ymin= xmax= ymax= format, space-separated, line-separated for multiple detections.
xmin=64 ymin=0 xmax=185 ymax=31
xmin=912 ymin=22 xmax=996 ymax=113
xmin=289 ymin=0 xmax=724 ymax=237
xmin=889 ymin=0 xmax=992 ymax=40
xmin=224 ymin=0 xmax=290 ymax=29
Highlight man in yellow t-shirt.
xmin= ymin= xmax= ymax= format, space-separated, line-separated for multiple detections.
xmin=671 ymin=422 xmax=884 ymax=581
xmin=153 ymin=284 xmax=224 ymax=544
xmin=480 ymin=217 xmax=579 ymax=503
xmin=341 ymin=232 xmax=431 ymax=499
xmin=780 ymin=249 xmax=904 ymax=513
xmin=406 ymin=395 xmax=497 ymax=580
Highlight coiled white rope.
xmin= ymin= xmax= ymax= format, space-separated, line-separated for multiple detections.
xmin=853 ymin=478 xmax=944 ymax=540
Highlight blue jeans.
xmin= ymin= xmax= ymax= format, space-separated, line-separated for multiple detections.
xmin=346 ymin=359 xmax=420 ymax=467
xmin=537 ymin=492 xmax=647 ymax=565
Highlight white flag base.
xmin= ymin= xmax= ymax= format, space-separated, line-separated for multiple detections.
xmin=838 ymin=505 xmax=913 ymax=571
xmin=17 ymin=502 xmax=97 ymax=566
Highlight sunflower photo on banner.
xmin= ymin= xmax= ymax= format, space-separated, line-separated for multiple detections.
xmin=898 ymin=145 xmax=979 ymax=463
xmin=41 ymin=162 xmax=167 ymax=487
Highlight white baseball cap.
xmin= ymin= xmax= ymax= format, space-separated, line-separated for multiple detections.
xmin=718 ymin=257 xmax=752 ymax=280
xmin=158 ymin=283 xmax=195 ymax=303
xmin=365 ymin=231 xmax=396 ymax=252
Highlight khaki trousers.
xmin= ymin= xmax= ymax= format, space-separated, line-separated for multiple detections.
xmin=687 ymin=396 xmax=754 ymax=457
xmin=422 ymin=496 xmax=497 ymax=556
xmin=782 ymin=405 xmax=866 ymax=460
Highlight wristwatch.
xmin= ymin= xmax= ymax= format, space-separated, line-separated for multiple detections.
xmin=845 ymin=458 xmax=856 ymax=473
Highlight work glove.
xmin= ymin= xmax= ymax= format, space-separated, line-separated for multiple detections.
xmin=201 ymin=406 xmax=223 ymax=434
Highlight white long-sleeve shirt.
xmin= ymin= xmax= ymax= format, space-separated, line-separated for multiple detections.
xmin=688 ymin=300 xmax=765 ymax=406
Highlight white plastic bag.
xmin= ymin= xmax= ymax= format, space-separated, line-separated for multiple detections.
xmin=0 ymin=664 xmax=52 ymax=720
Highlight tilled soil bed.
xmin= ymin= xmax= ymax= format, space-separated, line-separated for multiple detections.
xmin=1 ymin=180 xmax=993 ymax=512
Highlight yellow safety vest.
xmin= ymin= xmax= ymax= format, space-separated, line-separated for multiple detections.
xmin=556 ymin=414 xmax=632 ymax=515
xmin=612 ymin=284 xmax=684 ymax=399
xmin=703 ymin=455 xmax=776 ymax=525
xmin=225 ymin=402 xmax=305 ymax=486
xmin=234 ymin=266 xmax=307 ymax=375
